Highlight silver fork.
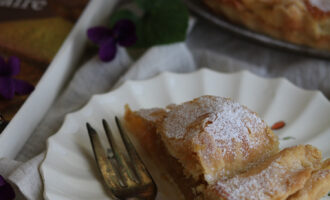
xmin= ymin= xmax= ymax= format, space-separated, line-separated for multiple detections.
xmin=86 ymin=117 xmax=157 ymax=200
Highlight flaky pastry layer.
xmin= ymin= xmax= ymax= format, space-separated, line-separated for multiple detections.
xmin=205 ymin=145 xmax=322 ymax=200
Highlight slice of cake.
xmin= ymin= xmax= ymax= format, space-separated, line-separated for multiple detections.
xmin=124 ymin=95 xmax=279 ymax=198
xmin=124 ymin=95 xmax=329 ymax=200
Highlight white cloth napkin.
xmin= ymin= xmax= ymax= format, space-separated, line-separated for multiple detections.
xmin=0 ymin=46 xmax=134 ymax=199
xmin=1 ymin=19 xmax=330 ymax=200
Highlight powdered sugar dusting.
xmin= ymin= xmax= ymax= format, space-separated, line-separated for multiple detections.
xmin=163 ymin=96 xmax=266 ymax=149
xmin=213 ymin=158 xmax=299 ymax=200
xmin=312 ymin=169 xmax=330 ymax=181
xmin=136 ymin=108 xmax=165 ymax=122
xmin=203 ymin=111 xmax=261 ymax=158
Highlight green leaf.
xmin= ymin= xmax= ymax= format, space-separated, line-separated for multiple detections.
xmin=282 ymin=136 xmax=296 ymax=140
xmin=109 ymin=10 xmax=138 ymax=27
xmin=134 ymin=0 xmax=189 ymax=48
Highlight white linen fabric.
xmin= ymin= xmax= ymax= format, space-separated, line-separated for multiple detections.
xmin=1 ymin=19 xmax=330 ymax=200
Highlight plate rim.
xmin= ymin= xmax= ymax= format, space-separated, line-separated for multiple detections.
xmin=40 ymin=68 xmax=330 ymax=199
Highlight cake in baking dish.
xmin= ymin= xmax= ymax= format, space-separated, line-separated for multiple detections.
xmin=124 ymin=95 xmax=330 ymax=199
xmin=202 ymin=0 xmax=330 ymax=50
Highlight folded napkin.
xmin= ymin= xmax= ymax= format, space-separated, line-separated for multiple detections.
xmin=1 ymin=19 xmax=330 ymax=200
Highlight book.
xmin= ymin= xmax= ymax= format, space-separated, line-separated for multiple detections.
xmin=0 ymin=0 xmax=89 ymax=124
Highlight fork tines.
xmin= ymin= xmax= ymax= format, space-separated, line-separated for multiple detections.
xmin=86 ymin=117 xmax=157 ymax=200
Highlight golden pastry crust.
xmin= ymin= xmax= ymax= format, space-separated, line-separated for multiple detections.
xmin=288 ymin=158 xmax=330 ymax=200
xmin=205 ymin=145 xmax=322 ymax=200
xmin=203 ymin=0 xmax=330 ymax=50
xmin=159 ymin=96 xmax=279 ymax=184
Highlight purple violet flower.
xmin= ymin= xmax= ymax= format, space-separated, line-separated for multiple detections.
xmin=0 ymin=56 xmax=34 ymax=100
xmin=87 ymin=19 xmax=137 ymax=62
xmin=0 ymin=175 xmax=15 ymax=200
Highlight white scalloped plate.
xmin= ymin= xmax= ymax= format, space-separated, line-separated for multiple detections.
xmin=40 ymin=69 xmax=330 ymax=200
